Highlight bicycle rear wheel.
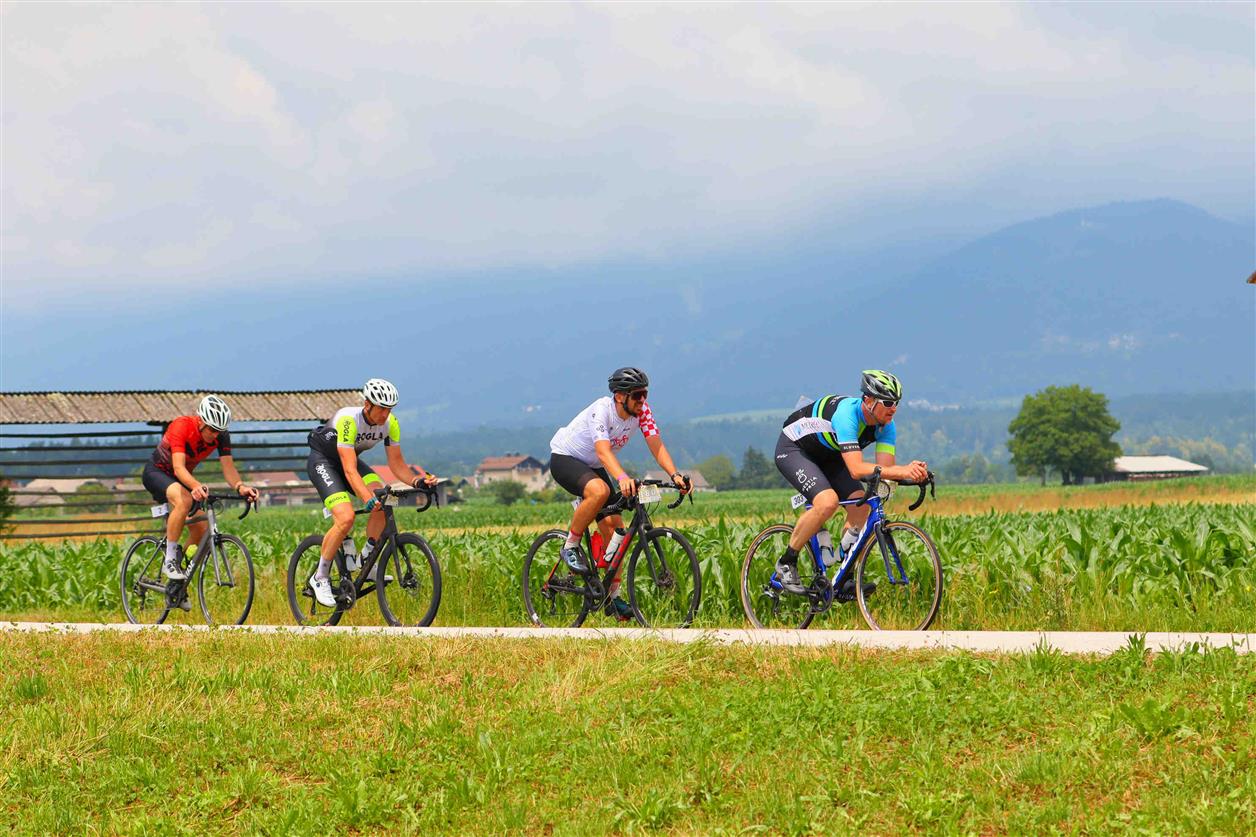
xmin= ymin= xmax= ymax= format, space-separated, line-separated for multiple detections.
xmin=120 ymin=536 xmax=170 ymax=625
xmin=521 ymin=530 xmax=590 ymax=628
xmin=855 ymin=521 xmax=943 ymax=631
xmin=739 ymin=524 xmax=824 ymax=629
xmin=626 ymin=527 xmax=701 ymax=628
xmin=286 ymin=534 xmax=344 ymax=626
xmin=376 ymin=533 xmax=442 ymax=627
xmin=197 ymin=534 xmax=255 ymax=626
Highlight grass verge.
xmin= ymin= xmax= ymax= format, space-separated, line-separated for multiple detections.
xmin=1 ymin=631 xmax=1253 ymax=835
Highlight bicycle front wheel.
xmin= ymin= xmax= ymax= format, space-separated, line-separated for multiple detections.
xmin=120 ymin=536 xmax=170 ymax=625
xmin=286 ymin=534 xmax=344 ymax=626
xmin=197 ymin=534 xmax=255 ymax=626
xmin=626 ymin=527 xmax=701 ymax=628
xmin=855 ymin=521 xmax=943 ymax=631
xmin=376 ymin=533 xmax=442 ymax=627
xmin=739 ymin=524 xmax=824 ymax=630
xmin=521 ymin=530 xmax=589 ymax=628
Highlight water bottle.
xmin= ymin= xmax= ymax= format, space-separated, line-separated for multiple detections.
xmin=343 ymin=538 xmax=360 ymax=572
xmin=840 ymin=526 xmax=860 ymax=557
xmin=816 ymin=529 xmax=837 ymax=567
xmin=604 ymin=528 xmax=627 ymax=565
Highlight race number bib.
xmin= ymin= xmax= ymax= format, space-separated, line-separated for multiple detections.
xmin=790 ymin=493 xmax=808 ymax=510
xmin=150 ymin=503 xmax=169 ymax=518
xmin=638 ymin=484 xmax=662 ymax=504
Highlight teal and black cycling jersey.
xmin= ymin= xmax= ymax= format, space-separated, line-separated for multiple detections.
xmin=780 ymin=395 xmax=896 ymax=460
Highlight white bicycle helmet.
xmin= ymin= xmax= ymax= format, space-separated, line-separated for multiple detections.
xmin=362 ymin=378 xmax=399 ymax=408
xmin=197 ymin=394 xmax=232 ymax=431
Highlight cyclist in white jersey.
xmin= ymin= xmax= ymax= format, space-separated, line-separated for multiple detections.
xmin=305 ymin=378 xmax=439 ymax=607
xmin=549 ymin=367 xmax=691 ymax=619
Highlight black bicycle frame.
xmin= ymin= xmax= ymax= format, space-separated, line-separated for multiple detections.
xmin=146 ymin=494 xmax=253 ymax=600
xmin=336 ymin=486 xmax=435 ymax=600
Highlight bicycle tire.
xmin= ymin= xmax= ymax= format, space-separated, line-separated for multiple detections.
xmin=120 ymin=536 xmax=170 ymax=625
xmin=855 ymin=521 xmax=943 ymax=631
xmin=376 ymin=533 xmax=442 ymax=627
xmin=286 ymin=534 xmax=344 ymax=626
xmin=739 ymin=524 xmax=825 ymax=630
xmin=521 ymin=529 xmax=590 ymax=628
xmin=197 ymin=533 xmax=256 ymax=626
xmin=626 ymin=527 xmax=701 ymax=628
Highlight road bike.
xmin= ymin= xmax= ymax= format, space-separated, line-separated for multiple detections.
xmin=286 ymin=485 xmax=441 ymax=627
xmin=522 ymin=479 xmax=701 ymax=628
xmin=120 ymin=494 xmax=256 ymax=625
xmin=740 ymin=468 xmax=942 ymax=630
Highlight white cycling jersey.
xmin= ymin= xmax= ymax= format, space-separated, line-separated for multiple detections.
xmin=549 ymin=396 xmax=659 ymax=467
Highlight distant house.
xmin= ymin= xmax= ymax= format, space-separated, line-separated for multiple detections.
xmin=474 ymin=454 xmax=549 ymax=491
xmin=642 ymin=470 xmax=715 ymax=492
xmin=14 ymin=477 xmax=103 ymax=508
xmin=246 ymin=470 xmax=315 ymax=507
xmin=1104 ymin=455 xmax=1209 ymax=482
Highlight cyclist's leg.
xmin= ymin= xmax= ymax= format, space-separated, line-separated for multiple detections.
xmin=550 ymin=455 xmax=611 ymax=572
xmin=774 ymin=436 xmax=838 ymax=551
xmin=308 ymin=450 xmax=356 ymax=570
xmin=359 ymin=459 xmax=388 ymax=543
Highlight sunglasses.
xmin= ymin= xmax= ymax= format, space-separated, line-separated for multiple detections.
xmin=878 ymin=399 xmax=900 ymax=409
xmin=627 ymin=390 xmax=648 ymax=401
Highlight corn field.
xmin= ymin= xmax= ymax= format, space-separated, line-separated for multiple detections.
xmin=1 ymin=488 xmax=1252 ymax=631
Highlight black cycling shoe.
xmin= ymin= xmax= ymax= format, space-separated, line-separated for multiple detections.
xmin=835 ymin=578 xmax=877 ymax=602
xmin=774 ymin=559 xmax=806 ymax=595
xmin=604 ymin=596 xmax=634 ymax=622
xmin=560 ymin=546 xmax=589 ymax=574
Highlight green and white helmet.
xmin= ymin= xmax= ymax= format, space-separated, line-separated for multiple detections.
xmin=859 ymin=370 xmax=903 ymax=402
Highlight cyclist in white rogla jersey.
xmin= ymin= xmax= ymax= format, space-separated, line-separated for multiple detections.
xmin=548 ymin=367 xmax=691 ymax=620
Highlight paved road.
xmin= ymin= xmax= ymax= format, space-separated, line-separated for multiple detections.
xmin=2 ymin=622 xmax=1251 ymax=655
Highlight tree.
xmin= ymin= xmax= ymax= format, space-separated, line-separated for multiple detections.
xmin=0 ymin=470 xmax=13 ymax=533
xmin=695 ymin=454 xmax=736 ymax=490
xmin=1008 ymin=385 xmax=1121 ymax=485
xmin=736 ymin=447 xmax=781 ymax=490
xmin=73 ymin=482 xmax=113 ymax=513
xmin=489 ymin=480 xmax=527 ymax=506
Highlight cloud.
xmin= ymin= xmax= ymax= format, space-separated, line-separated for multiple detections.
xmin=1 ymin=3 xmax=1251 ymax=292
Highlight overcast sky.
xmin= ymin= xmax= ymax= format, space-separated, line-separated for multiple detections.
xmin=2 ymin=2 xmax=1253 ymax=303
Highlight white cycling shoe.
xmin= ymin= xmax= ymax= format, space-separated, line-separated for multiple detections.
xmin=308 ymin=574 xmax=337 ymax=607
xmin=162 ymin=554 xmax=187 ymax=581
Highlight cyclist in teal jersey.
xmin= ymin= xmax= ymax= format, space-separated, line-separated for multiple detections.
xmin=305 ymin=378 xmax=439 ymax=607
xmin=773 ymin=370 xmax=928 ymax=595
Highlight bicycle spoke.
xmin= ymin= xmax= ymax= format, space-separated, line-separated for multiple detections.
xmin=522 ymin=531 xmax=588 ymax=627
xmin=856 ymin=522 xmax=943 ymax=631
xmin=376 ymin=534 xmax=441 ymax=627
xmin=628 ymin=528 xmax=700 ymax=628
xmin=198 ymin=535 xmax=255 ymax=626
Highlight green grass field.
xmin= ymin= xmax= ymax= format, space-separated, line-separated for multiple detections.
xmin=2 ymin=631 xmax=1252 ymax=835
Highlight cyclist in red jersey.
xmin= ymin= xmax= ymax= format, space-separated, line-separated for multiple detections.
xmin=141 ymin=395 xmax=258 ymax=580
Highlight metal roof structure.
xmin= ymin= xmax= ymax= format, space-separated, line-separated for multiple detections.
xmin=1112 ymin=455 xmax=1209 ymax=474
xmin=0 ymin=389 xmax=361 ymax=424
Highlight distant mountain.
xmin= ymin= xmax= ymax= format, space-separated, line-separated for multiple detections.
xmin=5 ymin=199 xmax=1251 ymax=432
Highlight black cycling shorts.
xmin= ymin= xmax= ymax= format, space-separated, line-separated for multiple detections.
xmin=548 ymin=454 xmax=623 ymax=517
xmin=307 ymin=447 xmax=382 ymax=509
xmin=141 ymin=461 xmax=181 ymax=503
xmin=774 ymin=434 xmax=862 ymax=502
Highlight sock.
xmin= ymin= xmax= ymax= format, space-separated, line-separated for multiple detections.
xmin=165 ymin=540 xmax=179 ymax=563
xmin=361 ymin=538 xmax=377 ymax=561
xmin=316 ymin=557 xmax=333 ymax=580
xmin=564 ymin=531 xmax=581 ymax=549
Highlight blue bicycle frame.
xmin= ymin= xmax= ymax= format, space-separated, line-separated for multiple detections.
xmin=770 ymin=490 xmax=913 ymax=597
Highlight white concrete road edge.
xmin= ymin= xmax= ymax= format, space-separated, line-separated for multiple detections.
xmin=2 ymin=622 xmax=1252 ymax=656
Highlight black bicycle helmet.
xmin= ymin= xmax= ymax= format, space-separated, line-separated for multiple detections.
xmin=859 ymin=369 xmax=903 ymax=402
xmin=607 ymin=367 xmax=650 ymax=393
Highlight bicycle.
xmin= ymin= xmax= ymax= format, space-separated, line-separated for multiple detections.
xmin=740 ymin=468 xmax=942 ymax=630
xmin=286 ymin=484 xmax=442 ymax=627
xmin=120 ymin=493 xmax=256 ymax=626
xmin=522 ymin=479 xmax=701 ymax=628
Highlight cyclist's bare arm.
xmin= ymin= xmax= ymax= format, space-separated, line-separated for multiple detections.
xmin=386 ymin=444 xmax=438 ymax=487
xmin=594 ymin=439 xmax=636 ymax=497
xmin=219 ymin=456 xmax=259 ymax=501
xmin=645 ymin=436 xmax=690 ymax=493
xmin=337 ymin=446 xmax=376 ymax=503
xmin=841 ymin=450 xmax=927 ymax=483
xmin=171 ymin=452 xmax=207 ymax=500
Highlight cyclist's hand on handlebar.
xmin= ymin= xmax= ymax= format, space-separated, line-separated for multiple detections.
xmin=412 ymin=473 xmax=439 ymax=489
xmin=237 ymin=483 xmax=260 ymax=502
xmin=900 ymin=461 xmax=929 ymax=483
xmin=617 ymin=475 xmax=638 ymax=497
xmin=190 ymin=483 xmax=210 ymax=502
xmin=672 ymin=472 xmax=692 ymax=495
